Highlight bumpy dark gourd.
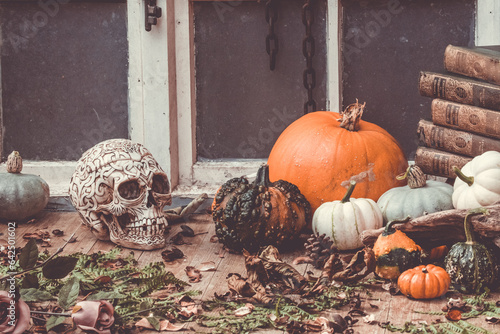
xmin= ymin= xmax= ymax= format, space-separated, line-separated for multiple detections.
xmin=444 ymin=208 xmax=497 ymax=294
xmin=373 ymin=219 xmax=422 ymax=280
xmin=212 ymin=164 xmax=311 ymax=253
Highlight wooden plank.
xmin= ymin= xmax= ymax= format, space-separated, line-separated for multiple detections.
xmin=10 ymin=212 xmax=99 ymax=255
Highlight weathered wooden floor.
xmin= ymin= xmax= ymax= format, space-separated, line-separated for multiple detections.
xmin=3 ymin=208 xmax=499 ymax=334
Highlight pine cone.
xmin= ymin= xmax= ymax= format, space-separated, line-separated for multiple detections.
xmin=304 ymin=234 xmax=338 ymax=269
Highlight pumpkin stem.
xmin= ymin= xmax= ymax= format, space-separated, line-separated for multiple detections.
xmin=463 ymin=208 xmax=489 ymax=244
xmin=338 ymin=99 xmax=366 ymax=132
xmin=452 ymin=166 xmax=474 ymax=187
xmin=254 ymin=164 xmax=271 ymax=187
xmin=382 ymin=216 xmax=411 ymax=236
xmin=396 ymin=165 xmax=426 ymax=189
xmin=6 ymin=151 xmax=23 ymax=173
xmin=421 ymin=267 xmax=428 ymax=274
xmin=341 ymin=180 xmax=356 ymax=203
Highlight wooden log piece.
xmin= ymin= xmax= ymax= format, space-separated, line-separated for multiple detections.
xmin=361 ymin=203 xmax=500 ymax=249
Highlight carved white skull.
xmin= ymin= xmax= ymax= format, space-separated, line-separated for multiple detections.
xmin=68 ymin=139 xmax=172 ymax=250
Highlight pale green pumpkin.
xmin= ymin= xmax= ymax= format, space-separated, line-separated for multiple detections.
xmin=377 ymin=165 xmax=453 ymax=223
xmin=0 ymin=151 xmax=50 ymax=221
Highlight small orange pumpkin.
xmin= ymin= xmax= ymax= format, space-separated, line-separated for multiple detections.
xmin=267 ymin=100 xmax=408 ymax=213
xmin=397 ymin=264 xmax=450 ymax=299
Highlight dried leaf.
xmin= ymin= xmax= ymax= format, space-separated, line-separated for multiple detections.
xmin=101 ymin=258 xmax=127 ymax=269
xmin=485 ymin=316 xmax=500 ymax=324
xmin=136 ymin=317 xmax=185 ymax=331
xmin=149 ymin=290 xmax=170 ymax=300
xmin=65 ymin=236 xmax=77 ymax=243
xmin=161 ymin=320 xmax=185 ymax=331
xmin=331 ymin=248 xmax=375 ymax=282
xmin=210 ymin=234 xmax=219 ymax=243
xmin=94 ymin=276 xmax=112 ymax=284
xmin=185 ymin=266 xmax=202 ymax=283
xmin=292 ymin=256 xmax=313 ymax=265
xmin=258 ymin=246 xmax=305 ymax=290
xmin=52 ymin=229 xmax=64 ymax=236
xmin=136 ymin=317 xmax=184 ymax=331
xmin=23 ymin=231 xmax=50 ymax=241
xmin=363 ymin=314 xmax=377 ymax=324
xmin=330 ymin=314 xmax=349 ymax=333
xmin=244 ymin=250 xmax=269 ymax=287
xmin=161 ymin=247 xmax=184 ymax=263
xmin=227 ymin=273 xmax=256 ymax=298
xmin=234 ymin=304 xmax=254 ymax=317
xmin=170 ymin=232 xmax=189 ymax=245
xmin=179 ymin=193 xmax=208 ymax=217
xmin=180 ymin=225 xmax=195 ymax=237
xmin=199 ymin=261 xmax=216 ymax=272
xmin=135 ymin=317 xmax=154 ymax=329
xmin=178 ymin=295 xmax=198 ymax=318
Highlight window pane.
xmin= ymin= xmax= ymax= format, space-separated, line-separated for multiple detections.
xmin=194 ymin=0 xmax=327 ymax=160
xmin=342 ymin=0 xmax=475 ymax=158
xmin=0 ymin=1 xmax=128 ymax=161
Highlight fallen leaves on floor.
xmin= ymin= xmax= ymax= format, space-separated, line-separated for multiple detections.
xmin=185 ymin=266 xmax=202 ymax=283
xmin=135 ymin=318 xmax=185 ymax=331
xmin=161 ymin=247 xmax=184 ymax=263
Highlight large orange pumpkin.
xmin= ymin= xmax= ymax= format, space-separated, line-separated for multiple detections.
xmin=267 ymin=101 xmax=408 ymax=213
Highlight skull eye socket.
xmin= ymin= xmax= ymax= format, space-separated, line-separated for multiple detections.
xmin=152 ymin=174 xmax=170 ymax=194
xmin=118 ymin=180 xmax=142 ymax=200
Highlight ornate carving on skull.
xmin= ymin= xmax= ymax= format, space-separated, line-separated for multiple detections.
xmin=69 ymin=139 xmax=172 ymax=250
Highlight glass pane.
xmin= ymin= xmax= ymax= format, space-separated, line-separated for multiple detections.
xmin=194 ymin=0 xmax=327 ymax=160
xmin=0 ymin=1 xmax=128 ymax=161
xmin=341 ymin=0 xmax=475 ymax=158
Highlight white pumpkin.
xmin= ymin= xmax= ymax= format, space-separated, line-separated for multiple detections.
xmin=312 ymin=181 xmax=383 ymax=250
xmin=377 ymin=165 xmax=454 ymax=222
xmin=452 ymin=150 xmax=500 ymax=209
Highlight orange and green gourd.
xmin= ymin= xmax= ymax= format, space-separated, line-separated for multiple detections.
xmin=373 ymin=219 xmax=422 ymax=280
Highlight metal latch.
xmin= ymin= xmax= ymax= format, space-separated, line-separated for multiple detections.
xmin=145 ymin=0 xmax=162 ymax=31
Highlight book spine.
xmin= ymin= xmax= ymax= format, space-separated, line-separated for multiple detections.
xmin=414 ymin=146 xmax=472 ymax=179
xmin=418 ymin=72 xmax=500 ymax=111
xmin=444 ymin=45 xmax=500 ymax=86
xmin=416 ymin=119 xmax=500 ymax=157
xmin=431 ymin=99 xmax=500 ymax=140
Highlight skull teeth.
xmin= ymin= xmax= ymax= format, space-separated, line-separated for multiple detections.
xmin=123 ymin=217 xmax=166 ymax=236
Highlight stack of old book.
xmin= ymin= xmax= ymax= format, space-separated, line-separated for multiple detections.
xmin=416 ymin=44 xmax=500 ymax=179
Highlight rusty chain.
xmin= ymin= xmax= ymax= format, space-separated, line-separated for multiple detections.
xmin=265 ymin=0 xmax=279 ymax=71
xmin=302 ymin=0 xmax=316 ymax=114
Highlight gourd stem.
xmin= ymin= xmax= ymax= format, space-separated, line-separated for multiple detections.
xmin=396 ymin=165 xmax=426 ymax=189
xmin=453 ymin=166 xmax=474 ymax=187
xmin=338 ymin=99 xmax=366 ymax=132
xmin=462 ymin=208 xmax=488 ymax=244
xmin=254 ymin=164 xmax=271 ymax=187
xmin=341 ymin=181 xmax=356 ymax=203
xmin=6 ymin=151 xmax=23 ymax=174
xmin=463 ymin=212 xmax=475 ymax=244
xmin=382 ymin=216 xmax=411 ymax=236
xmin=383 ymin=220 xmax=398 ymax=236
